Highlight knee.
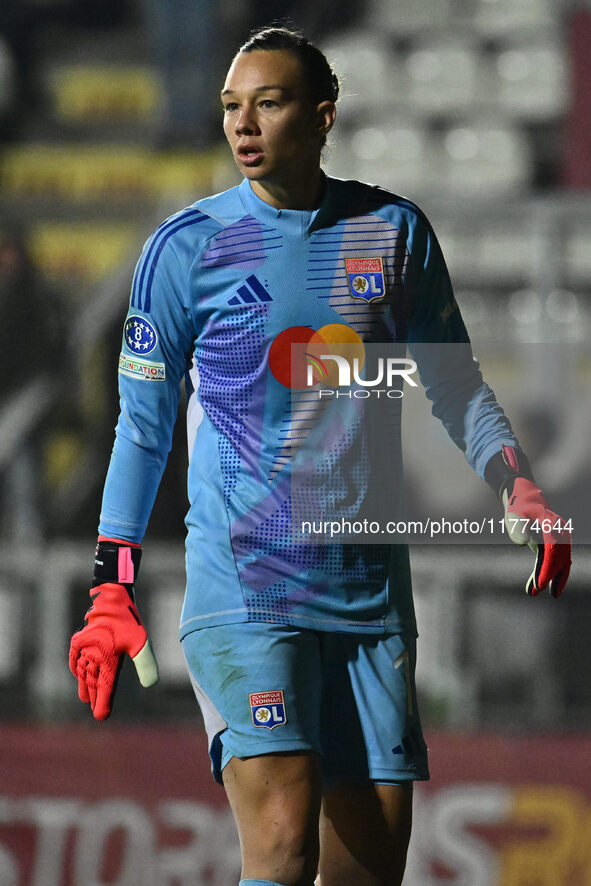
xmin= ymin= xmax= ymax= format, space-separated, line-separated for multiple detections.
xmin=247 ymin=802 xmax=319 ymax=884
xmin=224 ymin=752 xmax=321 ymax=885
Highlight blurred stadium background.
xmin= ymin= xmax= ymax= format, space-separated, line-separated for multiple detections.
xmin=0 ymin=0 xmax=590 ymax=883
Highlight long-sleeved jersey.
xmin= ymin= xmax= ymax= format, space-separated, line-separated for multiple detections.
xmin=99 ymin=175 xmax=519 ymax=638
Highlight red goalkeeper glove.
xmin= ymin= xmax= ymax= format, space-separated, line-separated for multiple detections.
xmin=69 ymin=538 xmax=159 ymax=720
xmin=485 ymin=445 xmax=572 ymax=598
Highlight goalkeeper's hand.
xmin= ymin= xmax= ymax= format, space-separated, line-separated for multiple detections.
xmin=486 ymin=446 xmax=572 ymax=598
xmin=502 ymin=477 xmax=571 ymax=597
xmin=69 ymin=539 xmax=159 ymax=720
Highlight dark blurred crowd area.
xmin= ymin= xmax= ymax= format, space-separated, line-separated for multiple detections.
xmin=0 ymin=0 xmax=589 ymax=544
xmin=0 ymin=0 xmax=589 ymax=734
xmin=0 ymin=0 xmax=361 ymax=542
xmin=0 ymin=0 xmax=360 ymax=146
xmin=1 ymin=1 xmax=133 ymax=145
xmin=0 ymin=219 xmax=73 ymax=541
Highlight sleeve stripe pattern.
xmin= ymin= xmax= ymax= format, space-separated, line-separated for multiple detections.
xmin=131 ymin=209 xmax=208 ymax=313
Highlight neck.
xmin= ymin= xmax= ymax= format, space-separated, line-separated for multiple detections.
xmin=250 ymin=168 xmax=324 ymax=210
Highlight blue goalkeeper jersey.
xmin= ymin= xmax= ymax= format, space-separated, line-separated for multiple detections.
xmin=99 ymin=175 xmax=519 ymax=637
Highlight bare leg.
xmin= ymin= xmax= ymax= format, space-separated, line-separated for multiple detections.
xmin=318 ymin=782 xmax=413 ymax=886
xmin=223 ymin=750 xmax=322 ymax=886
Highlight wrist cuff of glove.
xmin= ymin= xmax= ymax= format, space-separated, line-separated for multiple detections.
xmin=93 ymin=538 xmax=142 ymax=588
xmin=484 ymin=444 xmax=534 ymax=500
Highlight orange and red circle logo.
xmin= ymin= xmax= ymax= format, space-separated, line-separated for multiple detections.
xmin=269 ymin=323 xmax=365 ymax=389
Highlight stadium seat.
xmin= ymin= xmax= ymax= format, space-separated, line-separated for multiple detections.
xmin=0 ymin=144 xmax=219 ymax=204
xmin=472 ymin=0 xmax=556 ymax=38
xmin=436 ymin=215 xmax=535 ymax=287
xmin=465 ymin=591 xmax=558 ymax=726
xmin=506 ymin=287 xmax=587 ymax=342
xmin=404 ymin=38 xmax=483 ymax=118
xmin=0 ymin=36 xmax=15 ymax=118
xmin=474 ymin=224 xmax=536 ymax=285
xmin=440 ymin=120 xmax=532 ymax=196
xmin=320 ymin=31 xmax=403 ymax=120
xmin=545 ymin=289 xmax=580 ymax=327
xmin=368 ymin=0 xmax=453 ymax=37
xmin=565 ymin=224 xmax=591 ymax=285
xmin=1 ymin=144 xmax=157 ymax=202
xmin=29 ymin=222 xmax=139 ymax=288
xmin=494 ymin=39 xmax=569 ymax=121
xmin=507 ymin=288 xmax=544 ymax=329
xmin=325 ymin=121 xmax=438 ymax=197
xmin=49 ymin=64 xmax=163 ymax=124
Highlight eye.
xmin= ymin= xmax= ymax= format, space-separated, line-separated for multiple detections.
xmin=259 ymin=99 xmax=277 ymax=109
xmin=223 ymin=102 xmax=239 ymax=113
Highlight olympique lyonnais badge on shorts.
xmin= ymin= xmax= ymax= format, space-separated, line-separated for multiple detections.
xmin=249 ymin=690 xmax=287 ymax=730
xmin=345 ymin=257 xmax=386 ymax=302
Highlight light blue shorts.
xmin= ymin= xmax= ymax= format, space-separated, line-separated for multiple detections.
xmin=182 ymin=623 xmax=429 ymax=786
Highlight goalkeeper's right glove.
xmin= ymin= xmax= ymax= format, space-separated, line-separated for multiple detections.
xmin=485 ymin=445 xmax=572 ymax=598
xmin=68 ymin=537 xmax=159 ymax=721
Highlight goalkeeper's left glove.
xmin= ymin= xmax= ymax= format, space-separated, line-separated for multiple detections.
xmin=485 ymin=445 xmax=572 ymax=598
xmin=69 ymin=537 xmax=159 ymax=720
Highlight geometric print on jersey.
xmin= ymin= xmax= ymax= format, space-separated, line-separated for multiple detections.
xmin=196 ymin=308 xmax=268 ymax=506
xmin=232 ymin=492 xmax=339 ymax=607
xmin=268 ymin=390 xmax=330 ymax=483
xmin=313 ymin=412 xmax=370 ymax=517
xmin=245 ymin=579 xmax=291 ymax=623
xmin=219 ymin=435 xmax=240 ymax=509
xmin=232 ymin=476 xmax=388 ymax=602
xmin=237 ymin=522 xmax=390 ymax=617
xmin=201 ymin=214 xmax=282 ymax=271
xmin=250 ymin=407 xmax=372 ymax=581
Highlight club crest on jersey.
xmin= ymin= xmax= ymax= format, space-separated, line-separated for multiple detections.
xmin=249 ymin=690 xmax=287 ymax=730
xmin=345 ymin=257 xmax=386 ymax=302
xmin=124 ymin=315 xmax=157 ymax=355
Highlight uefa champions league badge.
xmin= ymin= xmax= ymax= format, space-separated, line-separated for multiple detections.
xmin=124 ymin=315 xmax=158 ymax=355
xmin=345 ymin=257 xmax=386 ymax=302
xmin=249 ymin=690 xmax=287 ymax=730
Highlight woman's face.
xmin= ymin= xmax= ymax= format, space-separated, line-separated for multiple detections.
xmin=222 ymin=49 xmax=334 ymax=200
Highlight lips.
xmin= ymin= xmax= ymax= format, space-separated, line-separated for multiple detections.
xmin=237 ymin=144 xmax=264 ymax=166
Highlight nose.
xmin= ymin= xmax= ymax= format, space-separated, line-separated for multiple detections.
xmin=235 ymin=103 xmax=260 ymax=136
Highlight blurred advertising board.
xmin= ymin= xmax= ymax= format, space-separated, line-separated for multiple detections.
xmin=0 ymin=726 xmax=590 ymax=885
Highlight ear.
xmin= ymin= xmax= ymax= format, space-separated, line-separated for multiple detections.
xmin=316 ymin=100 xmax=336 ymax=140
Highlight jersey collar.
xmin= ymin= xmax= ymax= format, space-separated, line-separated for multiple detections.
xmin=237 ymin=175 xmax=330 ymax=237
